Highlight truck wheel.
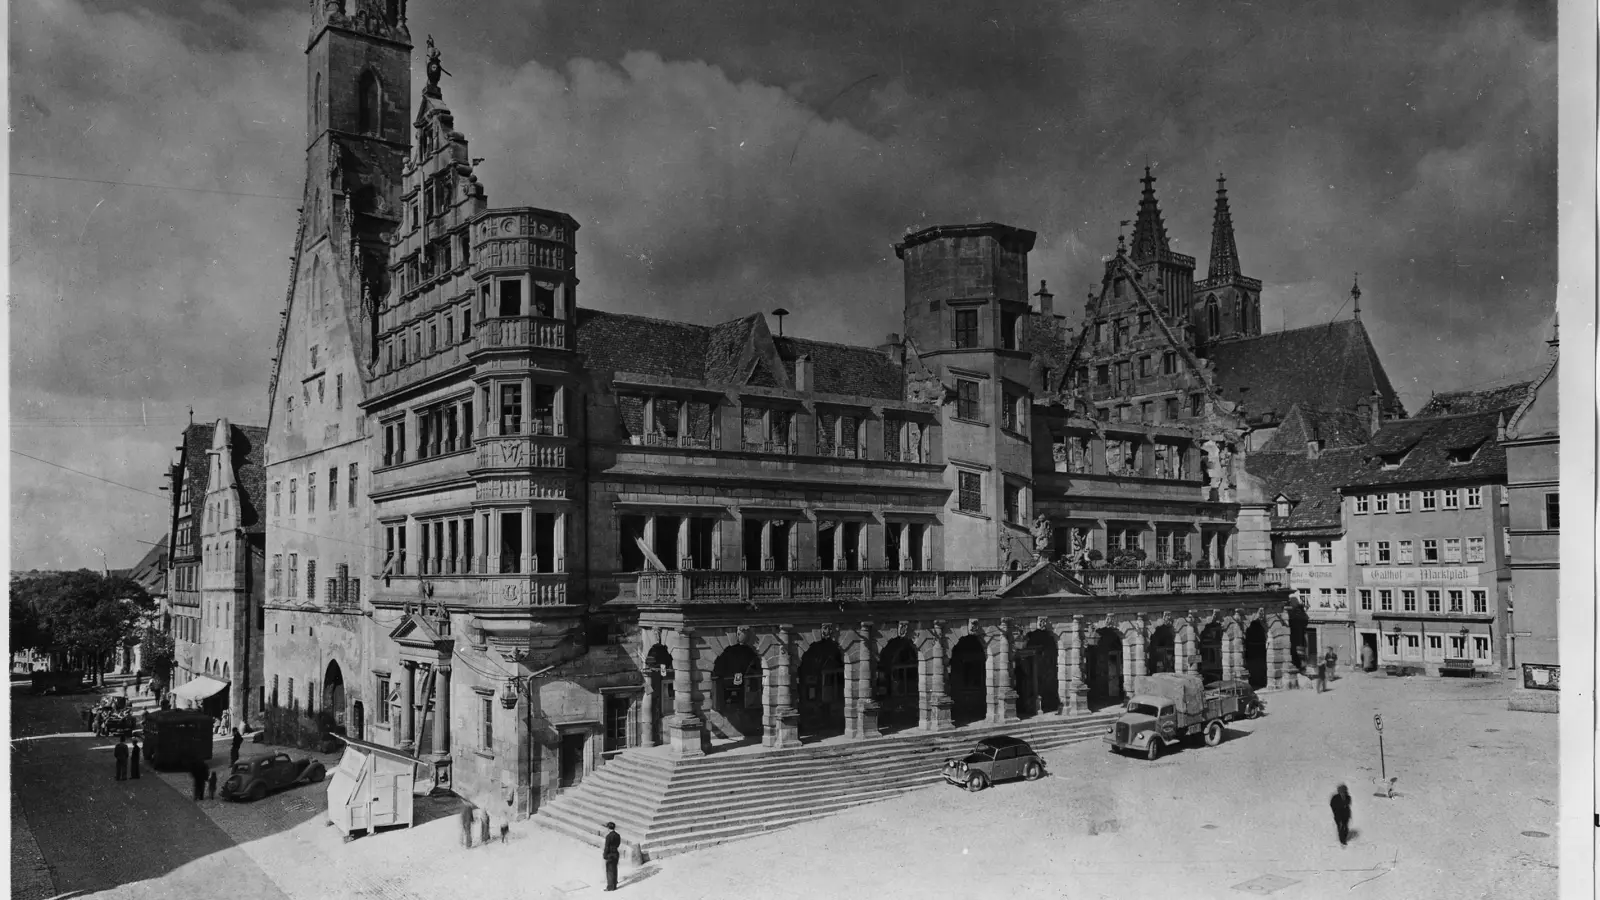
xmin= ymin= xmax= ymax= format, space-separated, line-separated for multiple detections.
xmin=966 ymin=772 xmax=988 ymax=792
xmin=1022 ymin=762 xmax=1043 ymax=781
xmin=1204 ymin=720 xmax=1225 ymax=747
xmin=1144 ymin=739 xmax=1161 ymax=761
xmin=1247 ymin=704 xmax=1263 ymax=719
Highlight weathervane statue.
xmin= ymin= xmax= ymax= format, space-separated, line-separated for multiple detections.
xmin=424 ymin=35 xmax=450 ymax=98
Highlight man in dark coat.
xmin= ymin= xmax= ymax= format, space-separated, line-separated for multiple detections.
xmin=602 ymin=822 xmax=622 ymax=891
xmin=207 ymin=769 xmax=218 ymax=800
xmin=230 ymin=728 xmax=244 ymax=766
xmin=113 ymin=737 xmax=129 ymax=781
xmin=460 ymin=805 xmax=474 ymax=848
xmin=1330 ymin=784 xmax=1353 ymax=846
xmin=129 ymin=738 xmax=141 ymax=779
xmin=478 ymin=809 xmax=491 ymax=847
xmin=191 ymin=761 xmax=208 ymax=801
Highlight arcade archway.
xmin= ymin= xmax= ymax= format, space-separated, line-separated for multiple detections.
xmin=1200 ymin=623 xmax=1224 ymax=684
xmin=1149 ymin=625 xmax=1176 ymax=674
xmin=324 ymin=660 xmax=346 ymax=728
xmin=711 ymin=644 xmax=764 ymax=739
xmin=797 ymin=640 xmax=845 ymax=738
xmin=1245 ymin=621 xmax=1268 ymax=688
xmin=948 ymin=635 xmax=987 ymax=726
xmin=877 ymin=638 xmax=919 ymax=732
xmin=644 ymin=644 xmax=673 ymax=746
xmin=1086 ymin=628 xmax=1125 ymax=709
xmin=1016 ymin=630 xmax=1059 ymax=718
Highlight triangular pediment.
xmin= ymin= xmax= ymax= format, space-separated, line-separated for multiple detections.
xmin=388 ymin=610 xmax=449 ymax=650
xmin=994 ymin=559 xmax=1095 ymax=598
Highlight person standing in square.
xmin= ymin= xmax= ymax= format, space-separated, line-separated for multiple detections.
xmin=1329 ymin=784 xmax=1352 ymax=846
xmin=129 ymin=738 xmax=141 ymax=779
xmin=113 ymin=737 xmax=129 ymax=781
xmin=230 ymin=728 xmax=244 ymax=766
xmin=602 ymin=822 xmax=621 ymax=891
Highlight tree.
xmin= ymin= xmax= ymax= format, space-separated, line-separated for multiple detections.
xmin=12 ymin=570 xmax=153 ymax=683
xmin=139 ymin=625 xmax=175 ymax=693
xmin=8 ymin=578 xmax=53 ymax=655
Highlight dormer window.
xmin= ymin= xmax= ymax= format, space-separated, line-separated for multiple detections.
xmin=1379 ymin=451 xmax=1407 ymax=470
xmin=1275 ymin=498 xmax=1291 ymax=518
xmin=1306 ymin=439 xmax=1323 ymax=460
xmin=1447 ymin=441 xmax=1484 ymax=465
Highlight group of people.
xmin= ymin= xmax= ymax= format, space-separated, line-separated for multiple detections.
xmin=1314 ymin=648 xmax=1339 ymax=693
xmin=456 ymin=806 xmax=623 ymax=891
xmin=111 ymin=735 xmax=141 ymax=780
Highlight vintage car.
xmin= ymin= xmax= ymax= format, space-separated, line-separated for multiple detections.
xmin=941 ymin=736 xmax=1045 ymax=792
xmin=1212 ymin=679 xmax=1266 ymax=719
xmin=220 ymin=752 xmax=326 ymax=802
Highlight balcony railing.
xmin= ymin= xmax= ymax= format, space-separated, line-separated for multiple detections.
xmin=480 ymin=316 xmax=568 ymax=351
xmin=401 ymin=573 xmax=569 ymax=607
xmin=635 ymin=569 xmax=1012 ymax=604
xmin=1074 ymin=567 xmax=1287 ymax=595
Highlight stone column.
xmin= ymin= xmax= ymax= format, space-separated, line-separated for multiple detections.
xmin=992 ymin=618 xmax=1018 ymax=724
xmin=1222 ymin=621 xmax=1241 ymax=681
xmin=640 ymin=663 xmax=658 ymax=748
xmin=848 ymin=623 xmax=881 ymax=739
xmin=1121 ymin=628 xmax=1140 ymax=698
xmin=1063 ymin=617 xmax=1088 ymax=714
xmin=766 ymin=625 xmax=801 ymax=749
xmin=924 ymin=621 xmax=954 ymax=731
xmin=1054 ymin=624 xmax=1074 ymax=716
xmin=400 ymin=661 xmax=417 ymax=751
xmin=432 ymin=664 xmax=451 ymax=756
xmin=1266 ymin=614 xmax=1287 ymax=689
xmin=761 ymin=520 xmax=775 ymax=571
xmin=665 ymin=627 xmax=705 ymax=757
xmin=678 ymin=517 xmax=692 ymax=571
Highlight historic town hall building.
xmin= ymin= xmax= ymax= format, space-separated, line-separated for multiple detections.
xmin=258 ymin=1 xmax=1406 ymax=829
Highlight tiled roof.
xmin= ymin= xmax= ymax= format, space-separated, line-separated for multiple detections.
xmin=181 ymin=423 xmax=215 ymax=510
xmin=1207 ymin=319 xmax=1399 ymax=422
xmin=1342 ymin=408 xmax=1511 ymax=489
xmin=575 ymin=309 xmax=904 ymax=400
xmin=1247 ymin=446 xmax=1368 ymax=532
xmin=1415 ymin=382 xmax=1531 ymax=418
xmin=233 ymin=424 xmax=269 ymax=536
xmin=126 ymin=537 xmax=169 ymax=595
xmin=1257 ymin=405 xmax=1370 ymax=454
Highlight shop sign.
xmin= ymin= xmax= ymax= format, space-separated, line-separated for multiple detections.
xmin=1521 ymin=663 xmax=1559 ymax=692
xmin=1290 ymin=566 xmax=1337 ymax=584
xmin=1360 ymin=566 xmax=1478 ymax=586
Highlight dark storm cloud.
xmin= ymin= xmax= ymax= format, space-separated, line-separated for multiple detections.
xmin=9 ymin=0 xmax=1554 ymax=568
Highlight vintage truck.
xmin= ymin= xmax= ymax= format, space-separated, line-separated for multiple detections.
xmin=1104 ymin=672 xmax=1248 ymax=760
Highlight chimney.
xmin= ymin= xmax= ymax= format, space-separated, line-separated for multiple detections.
xmin=793 ymin=354 xmax=814 ymax=392
xmin=1033 ymin=280 xmax=1054 ymax=317
xmin=877 ymin=333 xmax=906 ymax=367
xmin=1366 ymin=391 xmax=1383 ymax=436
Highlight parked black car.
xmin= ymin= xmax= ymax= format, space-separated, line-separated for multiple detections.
xmin=220 ymin=752 xmax=326 ymax=802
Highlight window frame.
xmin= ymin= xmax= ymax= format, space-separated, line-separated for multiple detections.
xmin=1354 ymin=541 xmax=1370 ymax=565
xmin=1442 ymin=489 xmax=1460 ymax=511
xmin=1396 ymin=492 xmax=1411 ymax=513
xmin=1354 ymin=495 xmax=1369 ymax=515
xmin=957 ymin=470 xmax=983 ymax=514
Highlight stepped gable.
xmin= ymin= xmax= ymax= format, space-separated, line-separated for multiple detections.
xmin=574 ymin=308 xmax=903 ymax=399
xmin=1257 ymin=405 xmax=1369 ymax=454
xmin=1247 ymin=446 xmax=1368 ymax=533
xmin=1206 ymin=319 xmax=1399 ymax=422
xmin=1416 ymin=381 xmax=1531 ymax=418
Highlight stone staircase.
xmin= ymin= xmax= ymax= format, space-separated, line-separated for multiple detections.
xmin=533 ymin=710 xmax=1118 ymax=859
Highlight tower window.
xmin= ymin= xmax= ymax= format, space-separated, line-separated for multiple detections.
xmin=952 ymin=309 xmax=978 ymax=349
xmin=358 ymin=71 xmax=381 ymax=135
xmin=1205 ymin=295 xmax=1220 ymax=338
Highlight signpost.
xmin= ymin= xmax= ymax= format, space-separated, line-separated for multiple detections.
xmin=1373 ymin=713 xmax=1385 ymax=781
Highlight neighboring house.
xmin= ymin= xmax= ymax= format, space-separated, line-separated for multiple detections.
xmin=166 ymin=425 xmax=209 ymax=693
xmin=1339 ymin=383 xmax=1530 ymax=674
xmin=120 ymin=537 xmax=169 ymax=675
xmin=1502 ymin=318 xmax=1559 ymax=670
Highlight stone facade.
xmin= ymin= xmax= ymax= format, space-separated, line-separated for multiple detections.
xmin=1503 ymin=319 xmax=1559 ymax=668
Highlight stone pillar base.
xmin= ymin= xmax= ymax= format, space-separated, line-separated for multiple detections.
xmin=849 ymin=701 xmax=882 ymax=739
xmin=994 ymin=689 xmax=1020 ymax=724
xmin=665 ymin=714 xmax=706 ymax=757
xmin=1064 ymin=686 xmax=1088 ymax=715
xmin=769 ymin=708 xmax=802 ymax=749
xmin=925 ymin=698 xmax=954 ymax=732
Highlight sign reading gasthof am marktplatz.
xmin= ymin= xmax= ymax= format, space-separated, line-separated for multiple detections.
xmin=1360 ymin=566 xmax=1479 ymax=586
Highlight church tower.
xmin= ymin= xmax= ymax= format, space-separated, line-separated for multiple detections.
xmin=1123 ymin=167 xmax=1196 ymax=326
xmin=1194 ymin=175 xmax=1262 ymax=344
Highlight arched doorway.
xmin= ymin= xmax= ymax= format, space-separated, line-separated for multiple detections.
xmin=324 ymin=660 xmax=346 ymax=729
xmin=1149 ymin=626 xmax=1176 ymax=674
xmin=876 ymin=638 xmax=919 ymax=733
xmin=711 ymin=644 xmax=763 ymax=739
xmin=1245 ymin=621 xmax=1268 ymax=688
xmin=1016 ymin=631 xmax=1059 ymax=718
xmin=797 ymin=640 xmax=845 ymax=738
xmin=644 ymin=644 xmax=673 ymax=746
xmin=1200 ymin=623 xmax=1224 ymax=684
xmin=948 ymin=635 xmax=987 ymax=726
xmin=1086 ymin=627 xmax=1125 ymax=709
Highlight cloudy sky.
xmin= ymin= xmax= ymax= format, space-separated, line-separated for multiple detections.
xmin=10 ymin=0 xmax=1556 ymax=571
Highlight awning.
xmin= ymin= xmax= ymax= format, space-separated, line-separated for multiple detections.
xmin=171 ymin=675 xmax=229 ymax=701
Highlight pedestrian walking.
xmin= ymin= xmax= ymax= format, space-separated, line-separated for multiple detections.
xmin=113 ymin=736 xmax=129 ymax=781
xmin=460 ymin=805 xmax=474 ymax=848
xmin=129 ymin=738 xmax=142 ymax=779
xmin=230 ymin=727 xmax=244 ymax=766
xmin=1330 ymin=784 xmax=1353 ymax=846
xmin=602 ymin=822 xmax=621 ymax=891
xmin=191 ymin=761 xmax=207 ymax=801
xmin=499 ymin=821 xmax=509 ymax=845
xmin=207 ymin=769 xmax=218 ymax=800
xmin=1323 ymin=648 xmax=1337 ymax=681
xmin=479 ymin=808 xmax=491 ymax=847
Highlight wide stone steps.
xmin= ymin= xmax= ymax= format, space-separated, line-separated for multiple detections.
xmin=533 ymin=710 xmax=1118 ymax=859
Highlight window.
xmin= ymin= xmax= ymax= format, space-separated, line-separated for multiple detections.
xmin=289 ymin=479 xmax=298 ymax=515
xmin=1190 ymin=394 xmax=1204 ymax=417
xmin=1420 ymin=489 xmax=1437 ymax=511
xmin=1296 ymin=544 xmax=1311 ymax=565
xmin=1442 ymin=489 xmax=1459 ymax=511
xmin=1397 ymin=540 xmax=1413 ymax=564
xmin=1359 ymin=589 xmax=1373 ymax=611
xmin=481 ymin=695 xmax=493 ymax=749
xmin=462 ymin=307 xmax=473 ymax=339
xmin=1443 ymin=538 xmax=1461 ymax=564
xmin=1165 ymin=397 xmax=1180 ymax=421
xmin=1544 ymin=493 xmax=1559 ymax=529
xmin=1162 ymin=351 xmax=1177 ymax=375
xmin=1401 ymin=589 xmax=1416 ymax=612
xmin=272 ymin=482 xmax=281 ymax=516
xmin=1138 ymin=312 xmax=1151 ymax=334
xmin=1465 ymin=486 xmax=1481 ymax=508
xmin=532 ymin=282 xmax=556 ymax=318
xmin=1000 ymin=393 xmax=1016 ymax=431
xmin=1317 ymin=541 xmax=1333 ymax=564
xmin=1472 ymin=590 xmax=1487 ymax=614
xmin=307 ymin=560 xmax=317 ymax=601
xmin=1003 ymin=482 xmax=1023 ymax=524
xmin=1379 ymin=589 xmax=1393 ymax=611
xmin=1384 ymin=634 xmax=1400 ymax=657
xmin=1422 ymin=539 xmax=1438 ymax=563
xmin=500 ymin=384 xmax=524 ymax=434
xmin=1354 ymin=541 xmax=1370 ymax=565
xmin=1354 ymin=495 xmax=1369 ymax=514
xmin=1449 ymin=634 xmax=1466 ymax=657
xmin=958 ymin=471 xmax=983 ymax=514
xmin=1095 ymin=364 xmax=1110 ymax=385
xmin=1465 ymin=536 xmax=1485 ymax=564
xmin=953 ymin=309 xmax=978 ymax=349
xmin=1334 ymin=588 xmax=1348 ymax=609
xmin=1138 ymin=355 xmax=1152 ymax=378
xmin=1376 ymin=541 xmax=1391 ymax=563
xmin=1374 ymin=493 xmax=1389 ymax=513
xmin=956 ymin=380 xmax=981 ymax=421
xmin=1448 ymin=590 xmax=1464 ymax=613
xmin=357 ymin=70 xmax=381 ymax=134
xmin=1425 ymin=589 xmax=1441 ymax=613
xmin=1396 ymin=492 xmax=1411 ymax=513
xmin=1317 ymin=588 xmax=1332 ymax=609
xmin=349 ymin=464 xmax=359 ymax=507
xmin=328 ymin=467 xmax=338 ymax=512
xmin=499 ymin=511 xmax=523 ymax=574
xmin=288 ymin=554 xmax=299 ymax=599
xmin=271 ymin=554 xmax=283 ymax=597
xmin=498 ymin=279 xmax=523 ymax=317
xmin=375 ymin=678 xmax=390 ymax=724
xmin=1140 ymin=401 xmax=1154 ymax=423
xmin=1000 ymin=312 xmax=1019 ymax=350
xmin=1471 ymin=636 xmax=1489 ymax=660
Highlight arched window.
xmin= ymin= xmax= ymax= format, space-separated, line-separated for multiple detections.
xmin=358 ymin=70 xmax=381 ymax=135
xmin=1205 ymin=295 xmax=1220 ymax=338
xmin=313 ymin=72 xmax=322 ymax=131
xmin=1233 ymin=296 xmax=1242 ymax=333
